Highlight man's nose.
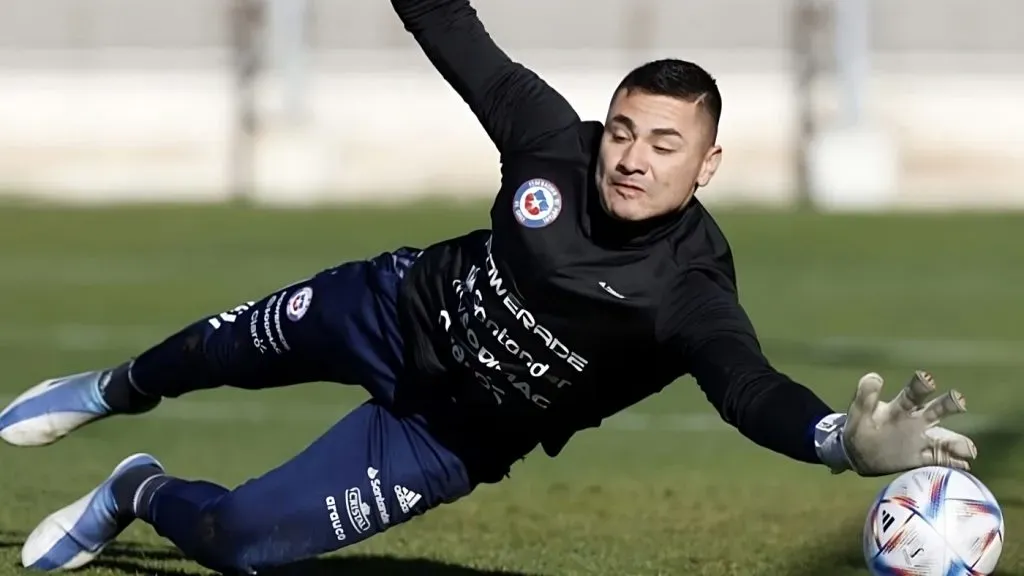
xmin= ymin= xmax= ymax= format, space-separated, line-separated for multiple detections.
xmin=616 ymin=143 xmax=647 ymax=174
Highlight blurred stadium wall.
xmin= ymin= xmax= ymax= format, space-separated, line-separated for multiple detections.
xmin=0 ymin=0 xmax=1022 ymax=209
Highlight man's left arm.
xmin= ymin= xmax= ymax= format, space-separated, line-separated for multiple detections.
xmin=662 ymin=271 xmax=978 ymax=476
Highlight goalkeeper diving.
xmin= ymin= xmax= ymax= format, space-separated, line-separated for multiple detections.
xmin=0 ymin=0 xmax=978 ymax=573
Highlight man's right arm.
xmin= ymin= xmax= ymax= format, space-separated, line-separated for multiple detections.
xmin=391 ymin=0 xmax=580 ymax=155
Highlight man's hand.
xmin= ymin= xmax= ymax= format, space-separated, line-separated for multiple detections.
xmin=814 ymin=371 xmax=978 ymax=477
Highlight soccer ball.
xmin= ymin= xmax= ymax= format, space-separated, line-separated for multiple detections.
xmin=863 ymin=466 xmax=1004 ymax=575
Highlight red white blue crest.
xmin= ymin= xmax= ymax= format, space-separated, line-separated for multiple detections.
xmin=512 ymin=178 xmax=562 ymax=228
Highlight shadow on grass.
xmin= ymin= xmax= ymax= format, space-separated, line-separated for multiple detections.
xmin=92 ymin=556 xmax=534 ymax=576
xmin=0 ymin=534 xmax=536 ymax=576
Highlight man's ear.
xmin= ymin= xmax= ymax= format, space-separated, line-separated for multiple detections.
xmin=696 ymin=145 xmax=723 ymax=188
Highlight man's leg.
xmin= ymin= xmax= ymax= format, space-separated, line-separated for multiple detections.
xmin=21 ymin=399 xmax=475 ymax=573
xmin=0 ymin=248 xmax=418 ymax=446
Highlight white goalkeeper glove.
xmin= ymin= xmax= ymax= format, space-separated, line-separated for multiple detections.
xmin=814 ymin=370 xmax=978 ymax=477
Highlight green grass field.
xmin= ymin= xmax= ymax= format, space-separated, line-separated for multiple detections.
xmin=0 ymin=202 xmax=1022 ymax=575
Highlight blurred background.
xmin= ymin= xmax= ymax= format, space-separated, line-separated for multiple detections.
xmin=0 ymin=2 xmax=1021 ymax=575
xmin=1 ymin=0 xmax=1023 ymax=208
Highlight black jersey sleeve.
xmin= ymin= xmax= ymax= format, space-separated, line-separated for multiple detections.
xmin=392 ymin=0 xmax=580 ymax=155
xmin=658 ymin=271 xmax=836 ymax=464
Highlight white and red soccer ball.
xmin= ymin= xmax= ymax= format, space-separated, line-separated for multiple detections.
xmin=864 ymin=466 xmax=1004 ymax=575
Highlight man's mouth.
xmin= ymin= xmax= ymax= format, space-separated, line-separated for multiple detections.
xmin=612 ymin=181 xmax=645 ymax=196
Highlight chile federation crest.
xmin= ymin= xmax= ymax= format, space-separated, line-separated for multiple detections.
xmin=512 ymin=178 xmax=563 ymax=229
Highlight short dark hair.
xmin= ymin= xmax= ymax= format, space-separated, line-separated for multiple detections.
xmin=616 ymin=59 xmax=722 ymax=139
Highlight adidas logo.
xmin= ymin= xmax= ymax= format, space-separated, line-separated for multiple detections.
xmin=394 ymin=485 xmax=422 ymax=513
xmin=881 ymin=509 xmax=895 ymax=532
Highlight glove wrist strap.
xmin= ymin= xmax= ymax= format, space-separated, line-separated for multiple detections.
xmin=813 ymin=413 xmax=852 ymax=474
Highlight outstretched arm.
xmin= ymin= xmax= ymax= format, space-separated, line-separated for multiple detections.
xmin=663 ymin=275 xmax=833 ymax=464
xmin=663 ymin=272 xmax=977 ymax=475
xmin=392 ymin=0 xmax=580 ymax=154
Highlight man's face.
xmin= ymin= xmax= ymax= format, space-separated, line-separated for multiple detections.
xmin=595 ymin=88 xmax=723 ymax=222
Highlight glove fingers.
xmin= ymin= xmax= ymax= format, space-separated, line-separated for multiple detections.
xmin=850 ymin=372 xmax=885 ymax=418
xmin=890 ymin=370 xmax=937 ymax=416
xmin=929 ymin=427 xmax=979 ymax=460
xmin=919 ymin=447 xmax=972 ymax=472
xmin=921 ymin=389 xmax=967 ymax=423
xmin=936 ymin=456 xmax=972 ymax=472
xmin=923 ymin=427 xmax=979 ymax=472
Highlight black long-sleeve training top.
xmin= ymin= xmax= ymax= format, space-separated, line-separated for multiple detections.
xmin=390 ymin=0 xmax=837 ymax=474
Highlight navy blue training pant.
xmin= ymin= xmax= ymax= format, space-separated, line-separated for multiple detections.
xmin=126 ymin=248 xmax=476 ymax=574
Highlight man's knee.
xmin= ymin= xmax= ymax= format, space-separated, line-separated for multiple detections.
xmin=159 ymin=279 xmax=336 ymax=393
xmin=274 ymin=260 xmax=406 ymax=393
